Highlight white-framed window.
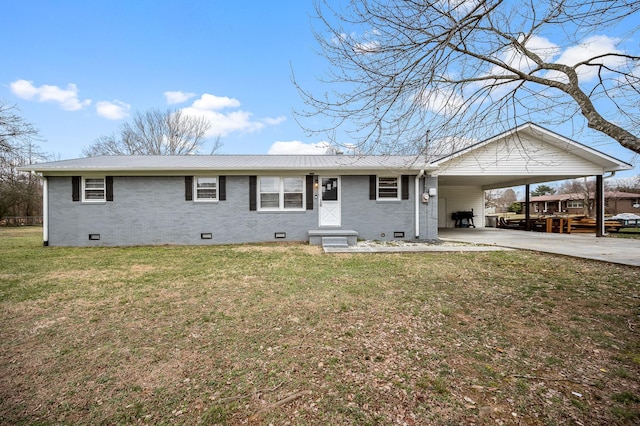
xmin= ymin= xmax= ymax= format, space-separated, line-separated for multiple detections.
xmin=567 ymin=200 xmax=583 ymax=208
xmin=377 ymin=176 xmax=400 ymax=200
xmin=195 ymin=176 xmax=218 ymax=201
xmin=83 ymin=177 xmax=105 ymax=202
xmin=258 ymin=176 xmax=304 ymax=210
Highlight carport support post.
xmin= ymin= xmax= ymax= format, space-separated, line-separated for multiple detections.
xmin=525 ymin=184 xmax=531 ymax=231
xmin=596 ymin=174 xmax=604 ymax=237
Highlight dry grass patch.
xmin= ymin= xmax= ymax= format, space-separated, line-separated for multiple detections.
xmin=1 ymin=227 xmax=639 ymax=425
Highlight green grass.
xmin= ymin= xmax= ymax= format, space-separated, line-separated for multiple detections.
xmin=613 ymin=227 xmax=640 ymax=239
xmin=1 ymin=227 xmax=639 ymax=424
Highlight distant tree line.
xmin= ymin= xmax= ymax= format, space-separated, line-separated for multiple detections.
xmin=1 ymin=103 xmax=224 ymax=224
xmin=0 ymin=101 xmax=44 ymax=223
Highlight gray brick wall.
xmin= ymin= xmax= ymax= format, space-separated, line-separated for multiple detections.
xmin=340 ymin=175 xmax=438 ymax=241
xmin=46 ymin=174 xmax=438 ymax=246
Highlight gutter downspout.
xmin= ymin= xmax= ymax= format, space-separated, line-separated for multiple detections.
xmin=42 ymin=176 xmax=49 ymax=246
xmin=415 ymin=170 xmax=425 ymax=239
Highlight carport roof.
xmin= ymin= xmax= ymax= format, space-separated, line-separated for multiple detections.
xmin=433 ymin=123 xmax=633 ymax=189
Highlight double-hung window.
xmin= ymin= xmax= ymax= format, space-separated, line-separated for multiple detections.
xmin=567 ymin=200 xmax=583 ymax=208
xmin=195 ymin=176 xmax=218 ymax=201
xmin=83 ymin=177 xmax=106 ymax=202
xmin=377 ymin=176 xmax=400 ymax=200
xmin=258 ymin=176 xmax=304 ymax=210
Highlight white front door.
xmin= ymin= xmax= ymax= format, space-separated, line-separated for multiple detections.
xmin=319 ymin=177 xmax=341 ymax=227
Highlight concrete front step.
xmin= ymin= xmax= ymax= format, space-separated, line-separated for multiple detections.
xmin=308 ymin=229 xmax=359 ymax=246
xmin=321 ymin=236 xmax=349 ymax=248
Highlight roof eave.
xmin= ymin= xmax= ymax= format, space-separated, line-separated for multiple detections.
xmin=21 ymin=165 xmax=438 ymax=176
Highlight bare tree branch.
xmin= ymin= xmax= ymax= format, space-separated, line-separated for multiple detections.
xmin=294 ymin=0 xmax=640 ymax=154
xmin=0 ymin=101 xmax=39 ymax=153
xmin=83 ymin=108 xmax=220 ymax=156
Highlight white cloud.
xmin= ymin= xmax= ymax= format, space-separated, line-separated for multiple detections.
xmin=495 ymin=35 xmax=559 ymax=76
xmin=164 ymin=90 xmax=197 ymax=105
xmin=552 ymin=35 xmax=625 ymax=82
xmin=180 ymin=93 xmax=286 ymax=137
xmin=9 ymin=79 xmax=91 ymax=111
xmin=192 ymin=94 xmax=241 ymax=110
xmin=492 ymin=34 xmax=625 ymax=84
xmin=96 ymin=100 xmax=130 ymax=120
xmin=525 ymin=35 xmax=560 ymax=62
xmin=268 ymin=140 xmax=331 ymax=155
xmin=9 ymin=79 xmax=39 ymax=98
xmin=354 ymin=40 xmax=380 ymax=54
xmin=416 ymin=86 xmax=465 ymax=116
xmin=262 ymin=116 xmax=287 ymax=126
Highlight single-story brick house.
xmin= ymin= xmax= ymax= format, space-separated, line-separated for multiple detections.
xmin=20 ymin=123 xmax=632 ymax=246
xmin=526 ymin=191 xmax=640 ymax=216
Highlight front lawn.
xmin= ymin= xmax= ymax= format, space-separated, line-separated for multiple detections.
xmin=613 ymin=227 xmax=640 ymax=239
xmin=1 ymin=227 xmax=639 ymax=424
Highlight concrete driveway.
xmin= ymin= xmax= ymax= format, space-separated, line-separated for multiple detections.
xmin=439 ymin=228 xmax=640 ymax=267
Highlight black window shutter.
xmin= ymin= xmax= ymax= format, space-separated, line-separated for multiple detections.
xmin=185 ymin=176 xmax=193 ymax=201
xmin=72 ymin=176 xmax=80 ymax=202
xmin=401 ymin=175 xmax=410 ymax=200
xmin=106 ymin=176 xmax=114 ymax=201
xmin=219 ymin=176 xmax=226 ymax=201
xmin=249 ymin=176 xmax=257 ymax=211
xmin=306 ymin=175 xmax=314 ymax=210
xmin=369 ymin=175 xmax=377 ymax=200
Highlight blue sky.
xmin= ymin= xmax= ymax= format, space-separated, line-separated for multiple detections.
xmin=1 ymin=1 xmax=638 ymax=178
xmin=2 ymin=0 xmax=329 ymax=157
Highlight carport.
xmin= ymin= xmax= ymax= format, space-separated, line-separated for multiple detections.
xmin=431 ymin=123 xmax=632 ymax=237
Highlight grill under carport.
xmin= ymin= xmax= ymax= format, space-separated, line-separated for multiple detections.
xmin=452 ymin=210 xmax=475 ymax=228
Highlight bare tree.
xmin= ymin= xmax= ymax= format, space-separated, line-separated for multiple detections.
xmin=607 ymin=175 xmax=640 ymax=193
xmin=0 ymin=101 xmax=44 ymax=221
xmin=295 ymin=0 xmax=640 ymax=155
xmin=485 ymin=188 xmax=518 ymax=212
xmin=1 ymin=101 xmax=38 ymax=154
xmin=558 ymin=177 xmax=596 ymax=216
xmin=498 ymin=188 xmax=518 ymax=213
xmin=83 ymin=109 xmax=220 ymax=156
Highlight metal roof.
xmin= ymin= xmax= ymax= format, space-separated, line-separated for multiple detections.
xmin=20 ymin=154 xmax=435 ymax=175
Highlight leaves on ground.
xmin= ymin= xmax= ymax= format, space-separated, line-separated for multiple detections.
xmin=1 ymin=227 xmax=639 ymax=425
